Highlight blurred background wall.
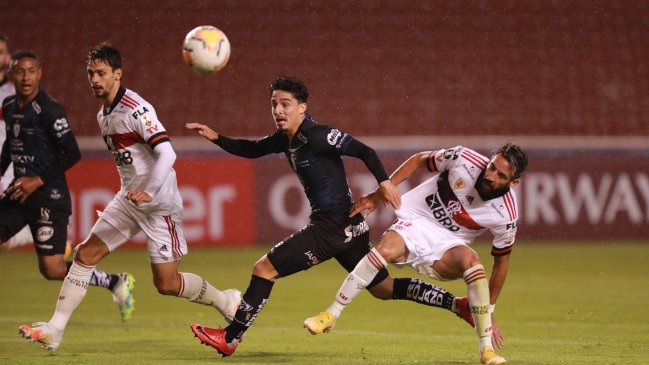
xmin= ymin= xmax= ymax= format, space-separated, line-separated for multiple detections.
xmin=2 ymin=0 xmax=648 ymax=244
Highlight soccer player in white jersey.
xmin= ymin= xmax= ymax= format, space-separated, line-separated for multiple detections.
xmin=18 ymin=42 xmax=241 ymax=352
xmin=305 ymin=143 xmax=528 ymax=365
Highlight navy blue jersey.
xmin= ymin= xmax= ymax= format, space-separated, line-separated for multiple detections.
xmin=215 ymin=114 xmax=388 ymax=214
xmin=0 ymin=88 xmax=80 ymax=213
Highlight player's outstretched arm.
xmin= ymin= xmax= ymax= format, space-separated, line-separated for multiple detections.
xmin=186 ymin=122 xmax=219 ymax=142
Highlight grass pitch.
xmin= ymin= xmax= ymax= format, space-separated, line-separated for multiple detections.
xmin=1 ymin=241 xmax=648 ymax=364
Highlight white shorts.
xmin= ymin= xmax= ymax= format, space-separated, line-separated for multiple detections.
xmin=90 ymin=194 xmax=187 ymax=264
xmin=387 ymin=217 xmax=466 ymax=279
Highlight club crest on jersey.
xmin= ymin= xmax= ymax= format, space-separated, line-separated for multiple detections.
xmin=142 ymin=114 xmax=152 ymax=126
xmin=453 ymin=178 xmax=466 ymax=190
xmin=13 ymin=123 xmax=20 ymax=137
xmin=39 ymin=207 xmax=52 ymax=224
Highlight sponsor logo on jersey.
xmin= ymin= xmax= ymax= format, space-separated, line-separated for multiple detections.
xmin=36 ymin=226 xmax=54 ymax=242
xmin=344 ymin=220 xmax=370 ymax=242
xmin=304 ymin=250 xmax=320 ymax=266
xmin=131 ymin=106 xmax=150 ymax=119
xmin=425 ymin=193 xmax=461 ymax=232
xmin=466 ymin=195 xmax=475 ymax=204
xmin=11 ymin=154 xmax=34 ymax=164
xmin=453 ymin=178 xmax=466 ymax=190
xmin=327 ymin=129 xmax=342 ymax=145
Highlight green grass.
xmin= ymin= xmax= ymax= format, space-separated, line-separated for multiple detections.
xmin=1 ymin=241 xmax=648 ymax=364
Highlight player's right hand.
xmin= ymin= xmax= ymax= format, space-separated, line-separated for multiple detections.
xmin=379 ymin=180 xmax=401 ymax=210
xmin=186 ymin=123 xmax=219 ymax=142
xmin=491 ymin=316 xmax=504 ymax=349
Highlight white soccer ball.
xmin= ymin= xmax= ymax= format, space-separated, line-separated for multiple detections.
xmin=182 ymin=25 xmax=231 ymax=74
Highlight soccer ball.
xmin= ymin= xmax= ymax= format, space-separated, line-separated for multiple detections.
xmin=182 ymin=25 xmax=231 ymax=74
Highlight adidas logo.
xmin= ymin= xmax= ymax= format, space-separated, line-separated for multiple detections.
xmin=467 ymin=195 xmax=474 ymax=204
xmin=160 ymin=245 xmax=168 ymax=252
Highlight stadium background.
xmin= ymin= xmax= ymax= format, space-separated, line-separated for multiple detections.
xmin=2 ymin=0 xmax=648 ymax=245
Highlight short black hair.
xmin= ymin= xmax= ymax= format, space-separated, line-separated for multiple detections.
xmin=0 ymin=34 xmax=8 ymax=43
xmin=270 ymin=76 xmax=308 ymax=103
xmin=494 ymin=143 xmax=528 ymax=180
xmin=87 ymin=42 xmax=122 ymax=71
xmin=10 ymin=50 xmax=40 ymax=66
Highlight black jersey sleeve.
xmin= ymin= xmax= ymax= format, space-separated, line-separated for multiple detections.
xmin=214 ymin=132 xmax=285 ymax=158
xmin=0 ymin=102 xmax=11 ymax=175
xmin=310 ymin=125 xmax=389 ymax=183
xmin=40 ymin=104 xmax=81 ymax=183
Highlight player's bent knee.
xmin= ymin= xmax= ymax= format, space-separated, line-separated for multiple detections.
xmin=153 ymin=279 xmax=179 ymax=296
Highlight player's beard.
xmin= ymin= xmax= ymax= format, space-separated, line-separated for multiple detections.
xmin=475 ymin=173 xmax=509 ymax=200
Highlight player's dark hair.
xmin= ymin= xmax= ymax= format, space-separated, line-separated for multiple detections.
xmin=87 ymin=42 xmax=122 ymax=71
xmin=0 ymin=34 xmax=8 ymax=43
xmin=494 ymin=143 xmax=528 ymax=180
xmin=270 ymin=76 xmax=308 ymax=103
xmin=10 ymin=50 xmax=40 ymax=66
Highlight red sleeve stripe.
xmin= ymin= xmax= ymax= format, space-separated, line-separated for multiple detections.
xmin=462 ymin=150 xmax=488 ymax=169
xmin=110 ymin=131 xmax=145 ymax=150
xmin=119 ymin=98 xmax=137 ymax=109
xmin=147 ymin=132 xmax=170 ymax=148
xmin=463 ymin=268 xmax=487 ymax=284
xmin=367 ymin=250 xmax=385 ymax=270
xmin=426 ymin=151 xmax=438 ymax=172
xmin=503 ymin=192 xmax=517 ymax=220
xmin=491 ymin=245 xmax=513 ymax=256
xmin=122 ymin=93 xmax=140 ymax=107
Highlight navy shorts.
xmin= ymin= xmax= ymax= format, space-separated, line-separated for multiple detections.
xmin=0 ymin=198 xmax=69 ymax=256
xmin=267 ymin=212 xmax=389 ymax=288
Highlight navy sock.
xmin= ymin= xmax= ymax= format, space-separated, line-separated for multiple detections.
xmin=225 ymin=275 xmax=274 ymax=343
xmin=392 ymin=278 xmax=454 ymax=310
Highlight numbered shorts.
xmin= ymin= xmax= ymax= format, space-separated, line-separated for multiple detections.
xmin=267 ymin=212 xmax=389 ymax=288
xmin=0 ymin=198 xmax=68 ymax=256
xmin=91 ymin=194 xmax=187 ymax=264
xmin=387 ymin=217 xmax=466 ymax=279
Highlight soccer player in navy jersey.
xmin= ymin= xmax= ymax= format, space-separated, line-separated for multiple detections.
xmin=187 ymin=76 xmax=474 ymax=357
xmin=1 ymin=50 xmax=130 ymax=325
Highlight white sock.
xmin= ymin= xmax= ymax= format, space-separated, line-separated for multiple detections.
xmin=49 ymin=261 xmax=94 ymax=331
xmin=329 ymin=247 xmax=387 ymax=319
xmin=178 ymin=272 xmax=228 ymax=310
xmin=463 ymin=264 xmax=492 ymax=351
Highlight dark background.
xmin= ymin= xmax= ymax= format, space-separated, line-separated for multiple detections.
xmin=3 ymin=0 xmax=648 ymax=138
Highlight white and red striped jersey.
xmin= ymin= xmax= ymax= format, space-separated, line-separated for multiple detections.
xmin=97 ymin=87 xmax=182 ymax=214
xmin=397 ymin=146 xmax=518 ymax=256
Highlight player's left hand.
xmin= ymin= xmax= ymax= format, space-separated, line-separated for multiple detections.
xmin=491 ymin=316 xmax=504 ymax=349
xmin=350 ymin=191 xmax=381 ymax=218
xmin=126 ymin=190 xmax=152 ymax=206
xmin=6 ymin=176 xmax=44 ymax=204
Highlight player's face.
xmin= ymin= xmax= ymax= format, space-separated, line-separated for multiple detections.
xmin=481 ymin=154 xmax=519 ymax=193
xmin=87 ymin=59 xmax=122 ymax=102
xmin=271 ymin=90 xmax=306 ymax=137
xmin=9 ymin=57 xmax=41 ymax=100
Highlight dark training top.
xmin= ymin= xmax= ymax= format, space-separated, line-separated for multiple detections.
xmin=215 ymin=114 xmax=389 ymax=214
xmin=1 ymin=88 xmax=81 ymax=213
